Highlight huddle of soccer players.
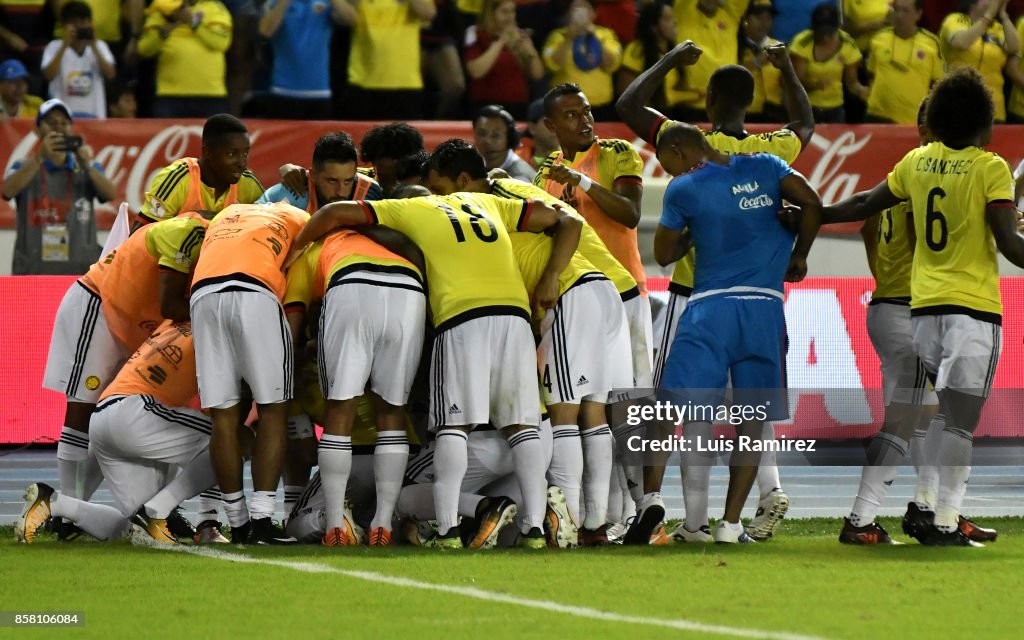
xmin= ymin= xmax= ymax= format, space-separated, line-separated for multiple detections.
xmin=16 ymin=40 xmax=1020 ymax=550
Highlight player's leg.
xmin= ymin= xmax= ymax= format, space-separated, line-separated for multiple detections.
xmin=491 ymin=315 xmax=546 ymax=548
xmin=645 ymin=290 xmax=689 ymax=504
xmin=841 ymin=303 xmax=919 ymax=543
xmin=365 ymin=283 xmax=426 ymax=545
xmin=616 ymin=293 xmax=655 ymax=500
xmin=284 ymin=411 xmax=317 ymax=518
xmin=44 ymin=285 xmax=125 ymax=504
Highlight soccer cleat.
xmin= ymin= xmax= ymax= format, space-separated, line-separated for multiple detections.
xmin=368 ymin=527 xmax=392 ymax=547
xmin=129 ymin=507 xmax=178 ymax=545
xmin=15 ymin=483 xmax=54 ymax=544
xmin=519 ymin=527 xmax=546 ymax=549
xmin=649 ymin=524 xmax=671 ymax=545
xmin=580 ymin=524 xmax=611 ymax=546
xmin=469 ymin=496 xmax=518 ymax=550
xmin=50 ymin=517 xmax=84 ymax=542
xmin=400 ymin=519 xmax=437 ymax=546
xmin=194 ymin=520 xmax=229 ymax=544
xmin=959 ymin=517 xmax=998 ymax=543
xmin=838 ymin=518 xmax=896 ymax=545
xmin=671 ymin=523 xmax=713 ymax=543
xmin=230 ymin=521 xmax=252 ymax=545
xmin=322 ymin=526 xmax=357 ymax=547
xmin=166 ymin=506 xmax=197 ymax=540
xmin=605 ymin=522 xmax=627 ymax=543
xmin=428 ymin=528 xmax=464 ymax=550
xmin=746 ymin=489 xmax=789 ymax=541
xmin=250 ymin=517 xmax=298 ymax=545
xmin=919 ymin=525 xmax=984 ymax=547
xmin=715 ymin=520 xmax=756 ymax=544
xmin=901 ymin=502 xmax=934 ymax=542
xmin=623 ymin=492 xmax=664 ymax=545
xmin=544 ymin=486 xmax=578 ymax=548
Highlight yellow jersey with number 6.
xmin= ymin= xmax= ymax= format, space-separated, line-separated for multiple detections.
xmin=886 ymin=142 xmax=1014 ymax=320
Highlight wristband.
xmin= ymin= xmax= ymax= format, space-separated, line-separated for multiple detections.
xmin=577 ymin=174 xmax=593 ymax=192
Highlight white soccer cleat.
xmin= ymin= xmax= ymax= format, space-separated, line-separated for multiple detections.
xmin=715 ymin=520 xmax=756 ymax=544
xmin=671 ymin=523 xmax=713 ymax=543
xmin=746 ymin=489 xmax=790 ymax=541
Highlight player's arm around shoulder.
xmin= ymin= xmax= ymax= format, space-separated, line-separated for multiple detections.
xmin=285 ymin=201 xmax=373 ymax=268
xmin=525 ymin=201 xmax=583 ymax=316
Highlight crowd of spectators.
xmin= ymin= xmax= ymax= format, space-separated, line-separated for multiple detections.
xmin=3 ymin=0 xmax=1024 ymax=124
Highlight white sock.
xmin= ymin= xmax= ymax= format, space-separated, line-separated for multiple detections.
xmin=936 ymin=426 xmax=973 ymax=532
xmin=221 ymin=490 xmax=249 ymax=528
xmin=850 ymin=432 xmax=909 ymax=527
xmin=57 ymin=427 xmax=104 ymax=500
xmin=681 ymin=421 xmax=713 ymax=530
xmin=250 ymin=490 xmax=277 ymax=522
xmin=50 ymin=492 xmax=130 ymax=540
xmin=433 ymin=429 xmax=468 ymax=535
xmin=145 ymin=451 xmax=218 ymax=519
xmin=580 ymin=424 xmax=613 ymax=530
xmin=548 ymin=425 xmax=583 ymax=523
xmin=397 ymin=484 xmax=435 ymax=521
xmin=913 ymin=413 xmax=944 ymax=509
xmin=756 ymin=424 xmax=782 ymax=500
xmin=372 ymin=430 xmax=409 ymax=530
xmin=283 ymin=485 xmax=304 ymax=520
xmin=319 ymin=434 xmax=353 ymax=530
xmin=509 ymin=428 xmax=547 ymax=533
xmin=197 ymin=488 xmax=221 ymax=523
xmin=607 ymin=462 xmax=624 ymax=523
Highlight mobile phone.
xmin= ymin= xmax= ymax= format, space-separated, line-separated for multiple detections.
xmin=76 ymin=26 xmax=94 ymax=41
xmin=63 ymin=135 xmax=83 ymax=152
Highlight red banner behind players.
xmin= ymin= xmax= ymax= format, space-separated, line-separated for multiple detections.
xmin=3 ymin=276 xmax=1023 ymax=444
xmin=3 ymin=119 xmax=1023 ymax=231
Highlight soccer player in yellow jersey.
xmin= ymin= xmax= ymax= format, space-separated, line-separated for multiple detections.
xmin=288 ymin=190 xmax=581 ymax=549
xmin=824 ymin=67 xmax=1024 ymax=546
xmin=617 ymin=38 xmax=814 ymax=544
xmin=427 ymin=139 xmax=633 ymax=545
xmin=136 ymin=114 xmax=263 ymax=228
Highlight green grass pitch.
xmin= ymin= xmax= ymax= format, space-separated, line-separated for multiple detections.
xmin=3 ymin=518 xmax=1022 ymax=639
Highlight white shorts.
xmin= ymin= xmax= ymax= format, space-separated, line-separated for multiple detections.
xmin=911 ymin=314 xmax=1002 ymax=397
xmin=318 ymin=275 xmax=426 ymax=406
xmin=429 ymin=314 xmax=540 ymax=429
xmin=89 ymin=394 xmax=211 ymax=516
xmin=191 ymin=285 xmax=293 ymax=409
xmin=610 ymin=293 xmax=654 ymax=402
xmin=43 ymin=282 xmax=129 ymax=402
xmin=867 ymin=302 xmax=937 ymax=406
xmin=538 ymin=277 xmax=632 ymax=405
xmin=653 ymin=290 xmax=689 ymax=389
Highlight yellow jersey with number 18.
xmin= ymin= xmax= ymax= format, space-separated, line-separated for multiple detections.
xmin=887 ymin=142 xmax=1014 ymax=321
xmin=361 ymin=193 xmax=531 ymax=330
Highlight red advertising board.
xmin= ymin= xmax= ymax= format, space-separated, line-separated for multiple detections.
xmin=3 ymin=119 xmax=1023 ymax=232
xmin=2 ymin=275 xmax=1022 ymax=444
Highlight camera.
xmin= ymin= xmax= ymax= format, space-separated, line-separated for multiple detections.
xmin=62 ymin=135 xmax=83 ymax=152
xmin=76 ymin=26 xmax=94 ymax=41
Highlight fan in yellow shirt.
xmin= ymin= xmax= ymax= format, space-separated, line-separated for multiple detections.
xmin=864 ymin=0 xmax=942 ymax=125
xmin=939 ymin=2 xmax=1020 ymax=122
xmin=789 ymin=3 xmax=868 ymax=123
xmin=823 ymin=67 xmax=1024 ymax=547
xmin=670 ymin=0 xmax=748 ymax=119
xmin=542 ymin=0 xmax=622 ymax=116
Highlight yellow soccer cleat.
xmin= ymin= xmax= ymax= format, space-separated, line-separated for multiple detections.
xmin=130 ymin=508 xmax=178 ymax=545
xmin=15 ymin=483 xmax=54 ymax=544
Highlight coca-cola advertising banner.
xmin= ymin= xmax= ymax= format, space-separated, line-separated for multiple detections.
xmin=2 ymin=275 xmax=1023 ymax=444
xmin=3 ymin=119 xmax=1022 ymax=230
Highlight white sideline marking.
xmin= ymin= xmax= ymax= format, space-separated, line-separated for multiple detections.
xmin=163 ymin=545 xmax=830 ymax=640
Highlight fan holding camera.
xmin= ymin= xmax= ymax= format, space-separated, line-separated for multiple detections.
xmin=41 ymin=1 xmax=117 ymax=119
xmin=1 ymin=99 xmax=117 ymax=275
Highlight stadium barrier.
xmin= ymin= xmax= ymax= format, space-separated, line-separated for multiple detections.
xmin=3 ymin=120 xmax=1023 ymax=233
xmin=2 ymin=275 xmax=1022 ymax=444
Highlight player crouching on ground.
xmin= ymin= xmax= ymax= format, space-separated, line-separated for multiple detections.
xmin=17 ymin=321 xmax=225 ymax=545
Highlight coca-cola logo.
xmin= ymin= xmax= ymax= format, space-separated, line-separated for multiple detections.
xmin=805 ymin=130 xmax=873 ymax=205
xmin=3 ymin=125 xmax=262 ymax=216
